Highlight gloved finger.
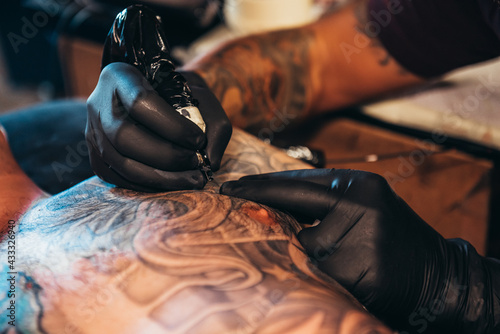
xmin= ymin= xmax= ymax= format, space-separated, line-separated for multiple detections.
xmin=300 ymin=225 xmax=374 ymax=293
xmin=102 ymin=63 xmax=207 ymax=150
xmin=102 ymin=118 xmax=200 ymax=171
xmin=297 ymin=201 xmax=366 ymax=258
xmin=298 ymin=207 xmax=375 ymax=294
xmin=88 ymin=143 xmax=164 ymax=192
xmin=239 ymin=169 xmax=337 ymax=187
xmin=90 ymin=118 xmax=207 ymax=191
xmin=87 ymin=121 xmax=163 ymax=192
xmin=239 ymin=169 xmax=378 ymax=206
xmin=191 ymin=86 xmax=232 ymax=171
xmin=101 ymin=135 xmax=206 ymax=190
xmin=220 ymin=179 xmax=334 ymax=219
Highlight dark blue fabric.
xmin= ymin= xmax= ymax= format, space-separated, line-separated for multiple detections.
xmin=0 ymin=100 xmax=93 ymax=194
xmin=367 ymin=0 xmax=500 ymax=78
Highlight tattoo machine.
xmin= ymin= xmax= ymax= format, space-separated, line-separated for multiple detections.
xmin=101 ymin=4 xmax=213 ymax=180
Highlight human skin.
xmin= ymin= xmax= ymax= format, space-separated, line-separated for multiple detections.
xmin=0 ymin=128 xmax=392 ymax=334
xmin=184 ymin=0 xmax=425 ymax=131
xmin=0 ymin=126 xmax=45 ymax=234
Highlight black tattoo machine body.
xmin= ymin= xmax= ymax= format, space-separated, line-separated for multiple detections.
xmin=102 ymin=4 xmax=213 ymax=180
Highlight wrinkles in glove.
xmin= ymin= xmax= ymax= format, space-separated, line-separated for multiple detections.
xmin=220 ymin=169 xmax=500 ymax=334
xmin=86 ymin=4 xmax=231 ymax=192
xmin=86 ymin=62 xmax=231 ymax=192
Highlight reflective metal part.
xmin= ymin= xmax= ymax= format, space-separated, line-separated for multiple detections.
xmin=199 ymin=151 xmax=214 ymax=181
xmin=103 ymin=4 xmax=213 ymax=180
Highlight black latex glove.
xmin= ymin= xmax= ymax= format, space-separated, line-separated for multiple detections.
xmin=86 ymin=62 xmax=231 ymax=192
xmin=86 ymin=5 xmax=231 ymax=192
xmin=221 ymin=169 xmax=500 ymax=333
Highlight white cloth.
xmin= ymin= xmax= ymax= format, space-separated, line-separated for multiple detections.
xmin=363 ymin=59 xmax=500 ymax=150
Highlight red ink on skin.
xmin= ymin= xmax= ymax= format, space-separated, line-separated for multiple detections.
xmin=242 ymin=206 xmax=277 ymax=227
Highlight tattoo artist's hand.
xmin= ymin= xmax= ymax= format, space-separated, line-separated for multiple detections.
xmin=86 ymin=62 xmax=232 ymax=192
xmin=221 ymin=169 xmax=500 ymax=333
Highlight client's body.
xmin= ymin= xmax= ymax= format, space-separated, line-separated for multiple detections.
xmin=0 ymin=126 xmax=391 ymax=334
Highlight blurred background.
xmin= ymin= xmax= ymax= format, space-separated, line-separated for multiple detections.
xmin=0 ymin=0 xmax=338 ymax=112
xmin=0 ymin=0 xmax=227 ymax=112
xmin=0 ymin=0 xmax=499 ymax=258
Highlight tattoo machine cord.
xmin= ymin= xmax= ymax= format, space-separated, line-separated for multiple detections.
xmin=101 ymin=4 xmax=213 ymax=181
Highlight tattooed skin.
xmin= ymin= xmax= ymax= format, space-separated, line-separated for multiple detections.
xmin=353 ymin=0 xmax=408 ymax=74
xmin=0 ymin=129 xmax=392 ymax=333
xmin=190 ymin=30 xmax=316 ymax=132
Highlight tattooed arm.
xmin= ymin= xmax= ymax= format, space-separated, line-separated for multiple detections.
xmin=0 ymin=128 xmax=392 ymax=334
xmin=184 ymin=0 xmax=424 ymax=130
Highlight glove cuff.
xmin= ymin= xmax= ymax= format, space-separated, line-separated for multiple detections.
xmin=438 ymin=239 xmax=498 ymax=334
xmin=483 ymin=256 xmax=500 ymax=333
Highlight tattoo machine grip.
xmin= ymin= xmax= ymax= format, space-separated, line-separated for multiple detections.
xmin=101 ymin=4 xmax=213 ymax=180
